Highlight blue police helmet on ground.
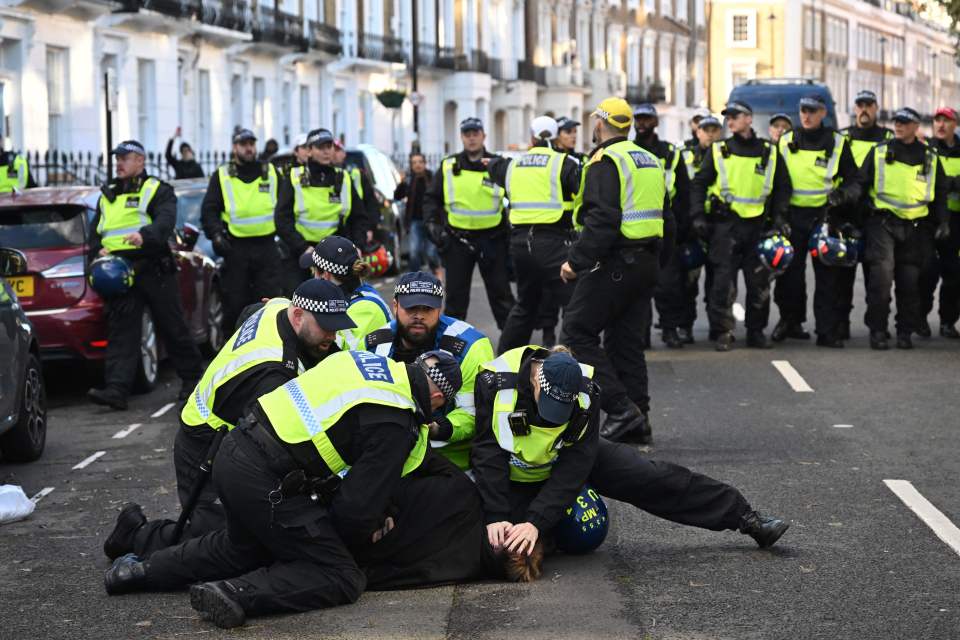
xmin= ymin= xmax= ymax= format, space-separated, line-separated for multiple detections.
xmin=808 ymin=223 xmax=859 ymax=268
xmin=553 ymin=485 xmax=609 ymax=554
xmin=679 ymin=240 xmax=708 ymax=271
xmin=88 ymin=255 xmax=134 ymax=299
xmin=756 ymin=233 xmax=794 ymax=276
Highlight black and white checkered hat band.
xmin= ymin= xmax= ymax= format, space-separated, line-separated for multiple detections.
xmin=538 ymin=367 xmax=576 ymax=403
xmin=416 ymin=355 xmax=456 ymax=401
xmin=395 ymin=281 xmax=444 ymax=298
xmin=312 ymin=253 xmax=352 ymax=277
xmin=292 ymin=293 xmax=349 ymax=314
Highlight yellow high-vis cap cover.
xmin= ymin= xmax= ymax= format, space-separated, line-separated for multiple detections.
xmin=591 ymin=97 xmax=634 ymax=130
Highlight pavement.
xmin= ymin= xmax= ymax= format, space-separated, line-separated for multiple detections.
xmin=2 ymin=265 xmax=960 ymax=639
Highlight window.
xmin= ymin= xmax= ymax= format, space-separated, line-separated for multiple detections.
xmin=137 ymin=59 xmax=156 ymax=149
xmin=643 ymin=0 xmax=655 ymax=14
xmin=231 ymin=73 xmax=243 ymax=132
xmin=299 ymin=84 xmax=310 ymax=134
xmin=728 ymin=59 xmax=756 ymax=90
xmin=253 ymin=77 xmax=265 ymax=140
xmin=197 ymin=70 xmax=211 ymax=150
xmin=46 ymin=47 xmax=67 ymax=149
xmin=676 ymin=0 xmax=687 ymax=23
xmin=729 ymin=11 xmax=756 ymax=48
xmin=643 ymin=39 xmax=655 ymax=84
xmin=659 ymin=42 xmax=673 ymax=103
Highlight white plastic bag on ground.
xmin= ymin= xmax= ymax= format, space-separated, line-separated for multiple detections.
xmin=0 ymin=485 xmax=36 ymax=524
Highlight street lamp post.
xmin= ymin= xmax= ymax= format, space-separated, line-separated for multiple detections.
xmin=411 ymin=0 xmax=420 ymax=154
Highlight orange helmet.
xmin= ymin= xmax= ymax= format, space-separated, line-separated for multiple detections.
xmin=361 ymin=243 xmax=393 ymax=277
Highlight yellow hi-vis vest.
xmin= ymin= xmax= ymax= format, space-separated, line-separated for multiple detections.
xmin=939 ymin=153 xmax=960 ymax=213
xmin=350 ymin=167 xmax=365 ymax=200
xmin=778 ymin=130 xmax=846 ymax=208
xmin=182 ymin=299 xmax=303 ymax=430
xmin=600 ymin=139 xmax=666 ymax=239
xmin=290 ymin=166 xmax=353 ymax=242
xmin=659 ymin=143 xmax=680 ymax=204
xmin=844 ymin=127 xmax=894 ymax=168
xmin=97 ymin=177 xmax=161 ymax=252
xmin=869 ymin=141 xmax=936 ymax=220
xmin=0 ymin=154 xmax=28 ymax=194
xmin=482 ymin=347 xmax=594 ymax=482
xmin=441 ymin=156 xmax=505 ymax=230
xmin=505 ymin=146 xmax=573 ymax=225
xmin=217 ymin=163 xmax=278 ymax=237
xmin=257 ymin=350 xmax=428 ymax=477
xmin=707 ymin=140 xmax=777 ymax=218
xmin=681 ymin=146 xmax=698 ymax=180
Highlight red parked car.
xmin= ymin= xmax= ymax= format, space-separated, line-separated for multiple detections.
xmin=0 ymin=180 xmax=223 ymax=390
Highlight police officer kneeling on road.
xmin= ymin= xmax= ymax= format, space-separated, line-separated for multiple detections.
xmin=86 ymin=140 xmax=203 ymax=410
xmin=102 ymin=279 xmax=353 ymax=561
xmin=104 ymin=347 xmax=463 ymax=629
xmin=854 ymin=107 xmax=950 ymax=350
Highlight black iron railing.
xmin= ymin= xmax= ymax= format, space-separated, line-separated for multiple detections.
xmin=309 ymin=21 xmax=343 ymax=55
xmin=250 ymin=6 xmax=306 ymax=49
xmin=518 ymin=60 xmax=546 ymax=85
xmin=20 ymin=150 xmax=234 ymax=187
xmin=358 ymin=33 xmax=407 ymax=63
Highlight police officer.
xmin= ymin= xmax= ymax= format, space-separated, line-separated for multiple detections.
xmin=363 ymin=272 xmax=494 ymax=470
xmin=424 ymin=117 xmax=515 ymax=328
xmin=0 ymin=144 xmax=34 ymax=194
xmin=486 ymin=116 xmax=581 ymax=353
xmin=690 ymin=101 xmax=792 ymax=351
xmin=773 ymin=95 xmax=860 ymax=347
xmin=768 ymin=113 xmax=793 ymax=144
xmin=683 ymin=107 xmax=711 ymax=151
xmin=920 ymin=108 xmax=960 ymax=339
xmin=102 ymin=279 xmax=354 ymax=560
xmin=855 ymin=107 xmax=950 ymax=350
xmin=275 ymin=128 xmax=371 ymax=295
xmin=334 ymin=139 xmax=379 ymax=242
xmin=201 ymin=128 xmax=282 ymax=334
xmin=554 ymin=116 xmax=586 ymax=164
xmin=632 ymin=103 xmax=691 ymax=349
xmin=86 ymin=140 xmax=203 ymax=409
xmin=838 ymin=90 xmax=894 ymax=339
xmin=559 ymin=97 xmax=672 ymax=444
xmin=104 ymin=348 xmax=462 ymax=629
xmin=472 ymin=346 xmax=789 ymax=557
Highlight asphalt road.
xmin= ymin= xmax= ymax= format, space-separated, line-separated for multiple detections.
xmin=2 ymin=265 xmax=960 ymax=640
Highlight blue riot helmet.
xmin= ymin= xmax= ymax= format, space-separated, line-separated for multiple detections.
xmin=553 ymin=485 xmax=609 ymax=554
xmin=808 ymin=222 xmax=859 ymax=268
xmin=757 ymin=233 xmax=794 ymax=276
xmin=679 ymin=239 xmax=708 ymax=270
xmin=88 ymin=255 xmax=134 ymax=299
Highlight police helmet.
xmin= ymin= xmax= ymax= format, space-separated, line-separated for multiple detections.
xmin=88 ymin=255 xmax=134 ymax=299
xmin=553 ymin=485 xmax=609 ymax=554
xmin=756 ymin=233 xmax=795 ymax=276
xmin=808 ymin=222 xmax=859 ymax=268
xmin=679 ymin=240 xmax=708 ymax=271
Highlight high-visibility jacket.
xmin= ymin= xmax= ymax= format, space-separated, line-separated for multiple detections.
xmin=843 ymin=126 xmax=894 ymax=168
xmin=0 ymin=154 xmax=29 ymax=194
xmin=350 ymin=167 xmax=364 ymax=200
xmin=868 ymin=141 xmax=936 ymax=220
xmin=482 ymin=346 xmax=594 ymax=483
xmin=778 ymin=130 xmax=846 ymax=208
xmin=706 ymin=140 xmax=777 ymax=218
xmin=336 ymin=283 xmax=392 ymax=351
xmin=505 ymin=146 xmax=572 ymax=225
xmin=660 ymin=143 xmax=680 ymax=204
xmin=441 ymin=156 xmax=505 ymax=230
xmin=97 ymin=177 xmax=162 ymax=252
xmin=257 ymin=350 xmax=428 ymax=477
xmin=681 ymin=146 xmax=711 ymax=213
xmin=938 ymin=153 xmax=960 ymax=213
xmin=217 ymin=163 xmax=278 ymax=237
xmin=181 ymin=299 xmax=303 ymax=430
xmin=290 ymin=166 xmax=353 ymax=242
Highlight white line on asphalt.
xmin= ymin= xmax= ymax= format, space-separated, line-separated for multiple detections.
xmin=151 ymin=402 xmax=176 ymax=418
xmin=833 ymin=424 xmax=854 ymax=429
xmin=733 ymin=302 xmax=746 ymax=322
xmin=112 ymin=423 xmax=142 ymax=439
xmin=30 ymin=487 xmax=54 ymax=503
xmin=771 ymin=360 xmax=814 ymax=392
xmin=884 ymin=479 xmax=960 ymax=558
xmin=72 ymin=451 xmax=105 ymax=470
xmin=385 ymin=277 xmax=395 ymax=284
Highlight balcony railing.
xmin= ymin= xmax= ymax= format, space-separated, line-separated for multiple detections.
xmin=140 ymin=0 xmax=202 ymax=19
xmin=309 ymin=21 xmax=343 ymax=55
xmin=518 ymin=60 xmax=546 ymax=85
xmin=200 ymin=0 xmax=249 ymax=32
xmin=358 ymin=33 xmax=407 ymax=63
xmin=250 ymin=6 xmax=306 ymax=49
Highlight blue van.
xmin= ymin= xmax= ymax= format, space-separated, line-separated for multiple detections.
xmin=727 ymin=78 xmax=838 ymax=131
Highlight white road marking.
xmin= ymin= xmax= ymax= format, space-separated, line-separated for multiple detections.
xmin=30 ymin=487 xmax=54 ymax=503
xmin=833 ymin=424 xmax=854 ymax=429
xmin=385 ymin=277 xmax=396 ymax=284
xmin=72 ymin=451 xmax=106 ymax=470
xmin=733 ymin=302 xmax=746 ymax=322
xmin=151 ymin=402 xmax=176 ymax=418
xmin=884 ymin=479 xmax=960 ymax=558
xmin=112 ymin=423 xmax=142 ymax=439
xmin=771 ymin=360 xmax=814 ymax=392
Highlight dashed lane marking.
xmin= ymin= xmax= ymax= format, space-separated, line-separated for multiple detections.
xmin=833 ymin=424 xmax=854 ymax=429
xmin=733 ymin=302 xmax=746 ymax=322
xmin=884 ymin=479 xmax=960 ymax=558
xmin=771 ymin=360 xmax=814 ymax=392
xmin=112 ymin=423 xmax=142 ymax=439
xmin=72 ymin=451 xmax=106 ymax=470
xmin=151 ymin=402 xmax=176 ymax=418
xmin=31 ymin=487 xmax=54 ymax=503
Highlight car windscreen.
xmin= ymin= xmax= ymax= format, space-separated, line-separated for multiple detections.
xmin=365 ymin=152 xmax=399 ymax=195
xmin=0 ymin=205 xmax=87 ymax=249
xmin=176 ymin=190 xmax=204 ymax=228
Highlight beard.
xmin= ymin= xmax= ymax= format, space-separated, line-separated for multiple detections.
xmin=397 ymin=319 xmax=438 ymax=351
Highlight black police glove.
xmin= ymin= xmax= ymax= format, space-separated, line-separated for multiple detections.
xmin=935 ymin=221 xmax=951 ymax=242
xmin=772 ymin=217 xmax=791 ymax=238
xmin=690 ymin=216 xmax=710 ymax=239
xmin=827 ymin=190 xmax=844 ymax=208
xmin=211 ymin=233 xmax=233 ymax=257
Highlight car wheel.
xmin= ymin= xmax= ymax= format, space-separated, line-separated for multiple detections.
xmin=133 ymin=307 xmax=159 ymax=393
xmin=0 ymin=352 xmax=47 ymax=462
xmin=203 ymin=284 xmax=225 ymax=357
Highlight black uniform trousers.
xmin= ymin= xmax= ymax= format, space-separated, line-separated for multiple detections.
xmin=132 ymin=422 xmax=225 ymax=558
xmin=220 ymin=235 xmax=282 ymax=335
xmin=653 ymin=250 xmax=688 ymax=332
xmin=706 ymin=217 xmax=771 ymax=334
xmin=498 ymin=227 xmax=574 ymax=353
xmin=144 ymin=428 xmax=365 ymax=617
xmin=441 ymin=231 xmax=515 ymax=328
xmin=864 ymin=214 xmax=935 ymax=335
xmin=682 ymin=265 xmax=703 ymax=331
xmin=104 ymin=263 xmax=202 ymax=395
xmin=561 ymin=249 xmax=658 ymax=414
xmin=919 ymin=216 xmax=960 ymax=326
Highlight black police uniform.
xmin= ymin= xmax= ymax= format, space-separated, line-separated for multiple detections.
xmin=88 ymin=172 xmax=203 ymax=401
xmin=486 ymin=142 xmax=581 ymax=353
xmin=681 ymin=142 xmax=713 ymax=336
xmin=559 ymin=136 xmax=675 ymax=426
xmin=200 ymin=160 xmax=282 ymax=334
xmin=690 ymin=130 xmax=792 ymax=339
xmin=919 ymin=135 xmax=960 ymax=335
xmin=773 ymin=125 xmax=861 ymax=343
xmin=423 ymin=150 xmax=516 ymax=328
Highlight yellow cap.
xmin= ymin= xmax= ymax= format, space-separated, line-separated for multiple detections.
xmin=591 ymin=97 xmax=634 ymax=130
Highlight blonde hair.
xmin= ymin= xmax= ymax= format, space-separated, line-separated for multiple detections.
xmin=503 ymin=540 xmax=544 ymax=583
xmin=548 ymin=344 xmax=572 ymax=355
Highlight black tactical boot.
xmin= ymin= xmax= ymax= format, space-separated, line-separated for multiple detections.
xmin=661 ymin=328 xmax=683 ymax=349
xmin=869 ymin=331 xmax=889 ymax=350
xmin=87 ymin=387 xmax=128 ymax=411
xmin=678 ymin=326 xmax=695 ymax=344
xmin=772 ymin=320 xmax=810 ymax=342
xmin=896 ymin=333 xmax=914 ymax=350
xmin=816 ymin=333 xmax=844 ymax=348
xmin=941 ymin=323 xmax=960 ymax=339
xmin=104 ymin=554 xmax=148 ymax=595
xmin=746 ymin=329 xmax=770 ymax=349
xmin=103 ymin=503 xmax=146 ymax=560
xmin=916 ymin=317 xmax=932 ymax=338
xmin=739 ymin=511 xmax=790 ymax=548
xmin=839 ymin=321 xmax=851 ymax=341
xmin=714 ymin=331 xmax=734 ymax=352
xmin=600 ymin=403 xmax=652 ymax=445
xmin=190 ymin=581 xmax=247 ymax=629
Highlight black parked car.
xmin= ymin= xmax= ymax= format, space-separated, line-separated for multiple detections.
xmin=0 ymin=247 xmax=46 ymax=462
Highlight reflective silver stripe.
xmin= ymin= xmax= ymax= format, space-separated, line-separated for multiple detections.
xmin=606 ymin=148 xmax=663 ymax=225
xmin=444 ymin=161 xmax=503 ymax=216
xmin=340 ymin=170 xmax=353 ymax=222
xmin=509 ymin=454 xmax=554 ymax=470
xmin=578 ymin=363 xmax=592 ymax=411
xmin=443 ymin=320 xmax=471 ymax=338
xmin=194 ymin=347 xmax=291 ymax=420
xmin=455 ymin=391 xmax=476 ymax=417
xmin=716 ymin=145 xmax=776 ymax=204
xmin=291 ymin=168 xmax=344 ymax=225
xmin=336 ymin=329 xmax=361 ymax=350
xmin=374 ymin=341 xmax=392 ymax=357
xmin=292 ymin=167 xmax=307 ymax=215
xmin=486 ymin=355 xmax=515 ymax=451
xmin=98 ymin=178 xmax=157 ymax=235
xmin=823 ymin=132 xmax=844 ymax=193
xmin=219 ymin=166 xmax=276 ymax=227
xmin=622 ymin=209 xmax=663 ymax=221
xmin=876 ymin=149 xmax=935 ymax=209
xmin=284 ymin=379 xmax=416 ymax=438
xmin=297 ymin=219 xmax=339 ymax=229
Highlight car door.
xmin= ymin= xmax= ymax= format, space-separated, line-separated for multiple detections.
xmin=0 ymin=280 xmax=19 ymax=428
